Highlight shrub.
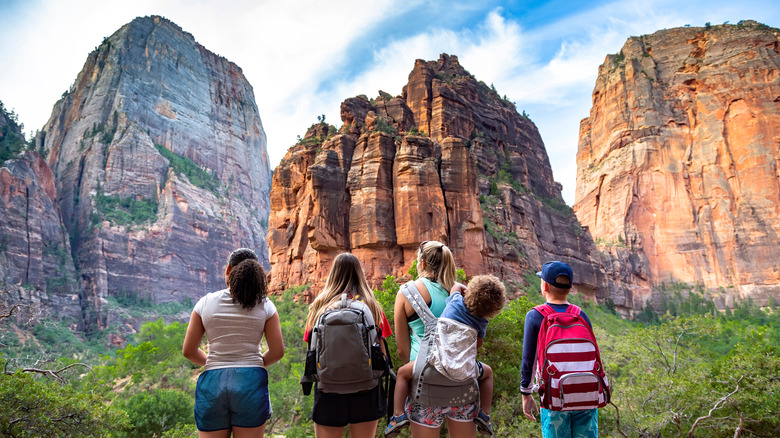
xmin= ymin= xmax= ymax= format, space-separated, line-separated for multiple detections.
xmin=115 ymin=389 xmax=193 ymax=437
xmin=154 ymin=144 xmax=220 ymax=194
xmin=92 ymin=185 xmax=158 ymax=227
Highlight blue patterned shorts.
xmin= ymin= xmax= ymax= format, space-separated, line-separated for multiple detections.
xmin=540 ymin=408 xmax=598 ymax=438
xmin=405 ymin=398 xmax=479 ymax=428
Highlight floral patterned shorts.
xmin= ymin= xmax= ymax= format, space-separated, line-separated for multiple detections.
xmin=405 ymin=398 xmax=479 ymax=428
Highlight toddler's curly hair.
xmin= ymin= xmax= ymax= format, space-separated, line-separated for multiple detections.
xmin=463 ymin=274 xmax=506 ymax=318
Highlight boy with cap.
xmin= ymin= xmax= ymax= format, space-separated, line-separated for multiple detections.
xmin=520 ymin=261 xmax=599 ymax=438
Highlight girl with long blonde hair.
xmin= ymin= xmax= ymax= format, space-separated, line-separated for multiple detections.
xmin=304 ymin=252 xmax=393 ymax=438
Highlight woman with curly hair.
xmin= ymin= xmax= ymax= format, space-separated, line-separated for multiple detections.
xmin=183 ymin=248 xmax=284 ymax=438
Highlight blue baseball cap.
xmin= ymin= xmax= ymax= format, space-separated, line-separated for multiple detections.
xmin=536 ymin=261 xmax=573 ymax=289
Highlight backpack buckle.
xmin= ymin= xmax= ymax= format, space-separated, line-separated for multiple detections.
xmin=546 ymin=364 xmax=558 ymax=375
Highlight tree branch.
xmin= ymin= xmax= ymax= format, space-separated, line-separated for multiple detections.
xmin=672 ymin=329 xmax=687 ymax=374
xmin=687 ymin=376 xmax=744 ymax=438
xmin=732 ymin=402 xmax=744 ymax=438
xmin=0 ymin=304 xmax=26 ymax=320
xmin=610 ymin=401 xmax=629 ymax=438
xmin=12 ymin=363 xmax=92 ymax=384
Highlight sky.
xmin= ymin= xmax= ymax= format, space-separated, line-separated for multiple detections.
xmin=1 ymin=0 xmax=779 ymax=205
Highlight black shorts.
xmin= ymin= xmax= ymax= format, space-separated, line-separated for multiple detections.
xmin=311 ymin=384 xmax=386 ymax=427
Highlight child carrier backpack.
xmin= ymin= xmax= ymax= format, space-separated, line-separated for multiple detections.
xmin=401 ymin=281 xmax=479 ymax=407
xmin=534 ymin=304 xmax=610 ymax=411
xmin=301 ymin=293 xmax=393 ymax=396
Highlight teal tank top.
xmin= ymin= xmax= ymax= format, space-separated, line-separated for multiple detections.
xmin=408 ymin=278 xmax=449 ymax=361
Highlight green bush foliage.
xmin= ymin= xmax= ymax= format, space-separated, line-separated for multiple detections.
xmin=154 ymin=144 xmax=220 ymax=194
xmin=0 ymin=359 xmax=128 ymax=437
xmin=93 ymin=185 xmax=158 ymax=227
xmin=0 ymin=100 xmax=30 ymax=163
xmin=114 ymin=389 xmax=193 ymax=437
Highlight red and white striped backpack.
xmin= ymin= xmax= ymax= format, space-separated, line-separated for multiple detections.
xmin=534 ymin=304 xmax=610 ymax=411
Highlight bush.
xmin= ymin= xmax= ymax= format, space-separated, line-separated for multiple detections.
xmin=93 ymin=185 xmax=158 ymax=227
xmin=115 ymin=389 xmax=193 ymax=437
xmin=155 ymin=144 xmax=220 ymax=194
xmin=0 ymin=360 xmax=128 ymax=437
xmin=0 ymin=100 xmax=29 ymax=163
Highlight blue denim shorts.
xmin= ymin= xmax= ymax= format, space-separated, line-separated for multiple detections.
xmin=540 ymin=408 xmax=598 ymax=438
xmin=195 ymin=367 xmax=271 ymax=431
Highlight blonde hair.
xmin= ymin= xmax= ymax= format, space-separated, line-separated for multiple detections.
xmin=418 ymin=241 xmax=456 ymax=292
xmin=305 ymin=253 xmax=384 ymax=332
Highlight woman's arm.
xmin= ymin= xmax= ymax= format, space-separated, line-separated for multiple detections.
xmin=262 ymin=313 xmax=285 ymax=367
xmin=394 ymin=293 xmax=412 ymax=363
xmin=182 ymin=310 xmax=208 ymax=367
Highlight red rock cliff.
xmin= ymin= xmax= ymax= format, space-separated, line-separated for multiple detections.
xmin=35 ymin=16 xmax=272 ymax=330
xmin=574 ymin=21 xmax=780 ymax=306
xmin=269 ymin=54 xmax=627 ymax=300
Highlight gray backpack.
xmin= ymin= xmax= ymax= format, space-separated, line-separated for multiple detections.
xmin=301 ymin=293 xmax=386 ymax=394
xmin=401 ymin=281 xmax=480 ymax=407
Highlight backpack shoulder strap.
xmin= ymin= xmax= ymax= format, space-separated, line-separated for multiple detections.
xmin=565 ymin=304 xmax=582 ymax=316
xmin=534 ymin=304 xmax=555 ymax=318
xmin=401 ymin=280 xmax=436 ymax=326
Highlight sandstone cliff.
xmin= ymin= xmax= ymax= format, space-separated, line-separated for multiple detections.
xmin=575 ymin=21 xmax=780 ymax=306
xmin=35 ymin=16 xmax=271 ymax=330
xmin=269 ymin=54 xmax=627 ymax=301
xmin=1 ymin=137 xmax=80 ymax=319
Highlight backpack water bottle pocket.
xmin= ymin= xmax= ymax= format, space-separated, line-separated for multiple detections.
xmin=371 ymin=344 xmax=387 ymax=371
xmin=558 ymin=372 xmax=603 ymax=410
xmin=304 ymin=349 xmax=317 ymax=377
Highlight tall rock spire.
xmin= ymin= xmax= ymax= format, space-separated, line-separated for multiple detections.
xmin=37 ymin=16 xmax=272 ymax=330
xmin=267 ymin=54 xmax=632 ymax=302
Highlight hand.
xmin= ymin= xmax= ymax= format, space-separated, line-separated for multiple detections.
xmin=450 ymin=282 xmax=467 ymax=294
xmin=522 ymin=394 xmax=539 ymax=421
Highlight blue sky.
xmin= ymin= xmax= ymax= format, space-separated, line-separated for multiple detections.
xmin=1 ymin=0 xmax=779 ymax=204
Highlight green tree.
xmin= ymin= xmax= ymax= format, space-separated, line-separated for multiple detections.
xmin=0 ymin=359 xmax=128 ymax=437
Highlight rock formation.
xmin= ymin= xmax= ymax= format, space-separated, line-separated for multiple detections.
xmin=31 ymin=16 xmax=271 ymax=330
xmin=268 ymin=54 xmax=627 ymax=301
xmin=1 ymin=114 xmax=80 ymax=318
xmin=575 ymin=21 xmax=780 ymax=306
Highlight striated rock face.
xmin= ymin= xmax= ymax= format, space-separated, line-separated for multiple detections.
xmin=269 ymin=54 xmax=628 ymax=301
xmin=0 ymin=151 xmax=80 ymax=319
xmin=35 ymin=16 xmax=271 ymax=329
xmin=575 ymin=21 xmax=780 ymax=306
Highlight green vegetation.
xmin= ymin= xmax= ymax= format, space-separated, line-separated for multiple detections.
xmin=374 ymin=116 xmax=399 ymax=137
xmin=0 ymin=359 xmax=128 ymax=437
xmin=0 ymin=100 xmax=32 ymax=163
xmin=92 ymin=184 xmax=158 ymax=227
xmin=154 ymin=144 xmax=220 ymax=194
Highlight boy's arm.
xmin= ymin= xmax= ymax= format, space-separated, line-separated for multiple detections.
xmin=520 ymin=309 xmax=541 ymax=394
xmin=521 ymin=309 xmax=541 ymax=421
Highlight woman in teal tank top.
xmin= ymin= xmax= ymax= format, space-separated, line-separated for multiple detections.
xmin=393 ymin=240 xmax=458 ymax=362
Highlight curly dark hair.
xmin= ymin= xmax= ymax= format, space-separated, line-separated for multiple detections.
xmin=463 ymin=275 xmax=506 ymax=319
xmin=228 ymin=248 xmax=258 ymax=267
xmin=228 ymin=259 xmax=267 ymax=310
